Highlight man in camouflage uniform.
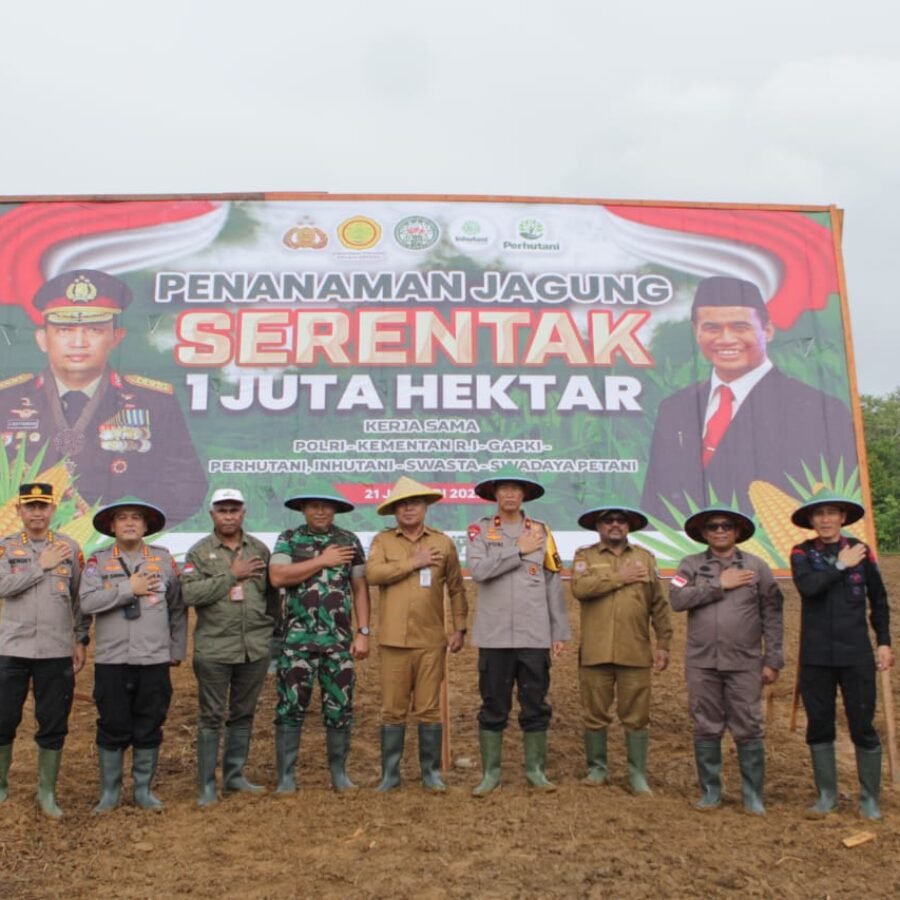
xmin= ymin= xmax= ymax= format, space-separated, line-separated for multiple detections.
xmin=0 ymin=482 xmax=87 ymax=818
xmin=269 ymin=486 xmax=370 ymax=793
xmin=0 ymin=269 xmax=206 ymax=526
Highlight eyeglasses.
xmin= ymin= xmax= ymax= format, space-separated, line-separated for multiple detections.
xmin=600 ymin=515 xmax=629 ymax=525
xmin=705 ymin=521 xmax=736 ymax=532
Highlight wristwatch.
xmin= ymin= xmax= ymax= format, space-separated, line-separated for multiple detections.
xmin=357 ymin=626 xmax=371 ymax=637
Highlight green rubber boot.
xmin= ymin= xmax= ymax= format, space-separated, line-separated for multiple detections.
xmin=418 ymin=724 xmax=447 ymax=793
xmin=132 ymin=747 xmax=163 ymax=810
xmin=856 ymin=745 xmax=882 ymax=821
xmin=808 ymin=742 xmax=838 ymax=815
xmin=223 ymin=725 xmax=263 ymax=795
xmin=326 ymin=727 xmax=357 ymax=792
xmin=36 ymin=747 xmax=64 ymax=819
xmin=583 ymin=730 xmax=608 ymax=786
xmin=197 ymin=729 xmax=220 ymax=807
xmin=93 ymin=747 xmax=124 ymax=814
xmin=274 ymin=723 xmax=302 ymax=795
xmin=625 ymin=729 xmax=652 ymax=795
xmin=472 ymin=729 xmax=503 ymax=798
xmin=523 ymin=731 xmax=556 ymax=792
xmin=693 ymin=740 xmax=722 ymax=810
xmin=377 ymin=725 xmax=406 ymax=792
xmin=0 ymin=743 xmax=11 ymax=803
xmin=736 ymin=740 xmax=766 ymax=815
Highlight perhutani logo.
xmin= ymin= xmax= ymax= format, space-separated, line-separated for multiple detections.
xmin=518 ymin=218 xmax=545 ymax=241
xmin=394 ymin=216 xmax=440 ymax=251
xmin=504 ymin=217 xmax=561 ymax=252
xmin=337 ymin=216 xmax=382 ymax=250
xmin=449 ymin=216 xmax=496 ymax=249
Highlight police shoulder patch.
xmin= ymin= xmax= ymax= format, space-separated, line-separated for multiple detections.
xmin=124 ymin=374 xmax=174 ymax=395
xmin=0 ymin=373 xmax=34 ymax=392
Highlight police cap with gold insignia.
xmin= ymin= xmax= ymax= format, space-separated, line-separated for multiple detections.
xmin=17 ymin=482 xmax=55 ymax=505
xmin=34 ymin=270 xmax=133 ymax=324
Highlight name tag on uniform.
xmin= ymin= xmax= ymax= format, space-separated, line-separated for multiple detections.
xmin=230 ymin=583 xmax=245 ymax=602
xmin=419 ymin=568 xmax=432 ymax=587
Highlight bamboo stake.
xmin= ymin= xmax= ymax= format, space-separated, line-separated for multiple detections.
xmin=879 ymin=668 xmax=898 ymax=785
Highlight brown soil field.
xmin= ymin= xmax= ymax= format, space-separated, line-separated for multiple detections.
xmin=1 ymin=558 xmax=899 ymax=899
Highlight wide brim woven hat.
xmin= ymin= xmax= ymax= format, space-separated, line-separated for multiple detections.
xmin=376 ymin=476 xmax=444 ymax=516
xmin=790 ymin=494 xmax=865 ymax=530
xmin=92 ymin=499 xmax=166 ymax=537
xmin=474 ymin=467 xmax=545 ymax=502
xmin=577 ymin=505 xmax=649 ymax=532
xmin=684 ymin=506 xmax=755 ymax=544
xmin=284 ymin=479 xmax=354 ymax=514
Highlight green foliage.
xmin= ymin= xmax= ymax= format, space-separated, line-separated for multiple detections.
xmin=862 ymin=389 xmax=900 ymax=552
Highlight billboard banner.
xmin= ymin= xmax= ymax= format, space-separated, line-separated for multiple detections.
xmin=0 ymin=196 xmax=868 ymax=570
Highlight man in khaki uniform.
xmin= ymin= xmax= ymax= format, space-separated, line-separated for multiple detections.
xmin=365 ymin=476 xmax=467 ymax=792
xmin=466 ymin=471 xmax=570 ymax=796
xmin=0 ymin=482 xmax=86 ymax=818
xmin=571 ymin=505 xmax=672 ymax=794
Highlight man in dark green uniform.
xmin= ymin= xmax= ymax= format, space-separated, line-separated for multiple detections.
xmin=0 ymin=269 xmax=206 ymax=525
xmin=269 ymin=485 xmax=370 ymax=793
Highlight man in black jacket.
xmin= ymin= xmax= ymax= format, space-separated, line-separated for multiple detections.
xmin=641 ymin=277 xmax=857 ymax=525
xmin=790 ymin=495 xmax=893 ymax=820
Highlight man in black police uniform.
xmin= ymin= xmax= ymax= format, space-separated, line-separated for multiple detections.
xmin=790 ymin=495 xmax=893 ymax=820
xmin=0 ymin=270 xmax=206 ymax=526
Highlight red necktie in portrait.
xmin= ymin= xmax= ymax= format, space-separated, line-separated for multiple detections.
xmin=702 ymin=385 xmax=734 ymax=467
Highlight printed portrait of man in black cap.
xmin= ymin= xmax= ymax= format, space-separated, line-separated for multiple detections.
xmin=641 ymin=276 xmax=857 ymax=526
xmin=0 ymin=270 xmax=206 ymax=526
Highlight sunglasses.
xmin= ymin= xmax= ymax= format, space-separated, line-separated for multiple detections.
xmin=705 ymin=521 xmax=736 ymax=532
xmin=600 ymin=515 xmax=629 ymax=525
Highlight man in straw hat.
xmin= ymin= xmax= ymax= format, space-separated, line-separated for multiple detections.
xmin=669 ymin=507 xmax=783 ymax=814
xmin=80 ymin=499 xmax=186 ymax=812
xmin=790 ymin=495 xmax=892 ymax=820
xmin=466 ymin=469 xmax=570 ymax=796
xmin=572 ymin=505 xmax=672 ymax=794
xmin=365 ymin=476 xmax=467 ymax=793
xmin=182 ymin=488 xmax=275 ymax=807
xmin=0 ymin=482 xmax=87 ymax=818
xmin=269 ymin=483 xmax=370 ymax=794
xmin=0 ymin=270 xmax=206 ymax=526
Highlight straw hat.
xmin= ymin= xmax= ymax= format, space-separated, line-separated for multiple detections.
xmin=376 ymin=476 xmax=444 ymax=515
xmin=683 ymin=506 xmax=755 ymax=544
xmin=577 ymin=506 xmax=649 ymax=532
xmin=93 ymin=499 xmax=166 ymax=537
xmin=473 ymin=467 xmax=545 ymax=502
xmin=790 ymin=494 xmax=864 ymax=530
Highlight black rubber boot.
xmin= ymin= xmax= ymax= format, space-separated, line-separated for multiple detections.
xmin=0 ymin=743 xmax=12 ymax=803
xmin=275 ymin=723 xmax=302 ymax=795
xmin=326 ymin=727 xmax=357 ymax=792
xmin=418 ymin=724 xmax=447 ymax=793
xmin=377 ymin=725 xmax=406 ymax=792
xmin=693 ymin=740 xmax=722 ymax=810
xmin=93 ymin=747 xmax=124 ymax=814
xmin=132 ymin=747 xmax=164 ymax=810
xmin=736 ymin=740 xmax=766 ymax=815
xmin=472 ymin=730 xmax=503 ymax=798
xmin=197 ymin=729 xmax=220 ymax=807
xmin=223 ymin=725 xmax=263 ymax=795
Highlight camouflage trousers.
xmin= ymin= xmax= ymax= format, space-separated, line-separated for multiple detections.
xmin=275 ymin=647 xmax=355 ymax=729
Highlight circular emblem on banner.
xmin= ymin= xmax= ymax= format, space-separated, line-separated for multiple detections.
xmin=518 ymin=218 xmax=545 ymax=241
xmin=337 ymin=216 xmax=382 ymax=250
xmin=450 ymin=216 xmax=496 ymax=250
xmin=394 ymin=215 xmax=440 ymax=251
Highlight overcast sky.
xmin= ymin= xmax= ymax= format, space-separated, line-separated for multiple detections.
xmin=2 ymin=1 xmax=897 ymax=395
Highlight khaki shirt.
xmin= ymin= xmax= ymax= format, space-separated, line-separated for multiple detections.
xmin=571 ymin=542 xmax=672 ymax=667
xmin=670 ymin=548 xmax=784 ymax=671
xmin=0 ymin=531 xmax=86 ymax=658
xmin=182 ymin=531 xmax=275 ymax=664
xmin=366 ymin=525 xmax=467 ymax=648
xmin=80 ymin=542 xmax=187 ymax=665
xmin=467 ymin=514 xmax=570 ymax=649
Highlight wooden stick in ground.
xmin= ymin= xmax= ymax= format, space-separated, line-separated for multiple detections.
xmin=789 ymin=663 xmax=801 ymax=732
xmin=440 ymin=649 xmax=451 ymax=776
xmin=879 ymin=668 xmax=899 ymax=784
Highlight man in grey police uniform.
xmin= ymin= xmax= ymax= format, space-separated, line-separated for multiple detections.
xmin=0 ymin=482 xmax=87 ymax=818
xmin=466 ymin=470 xmax=570 ymax=796
xmin=0 ymin=269 xmax=206 ymax=526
